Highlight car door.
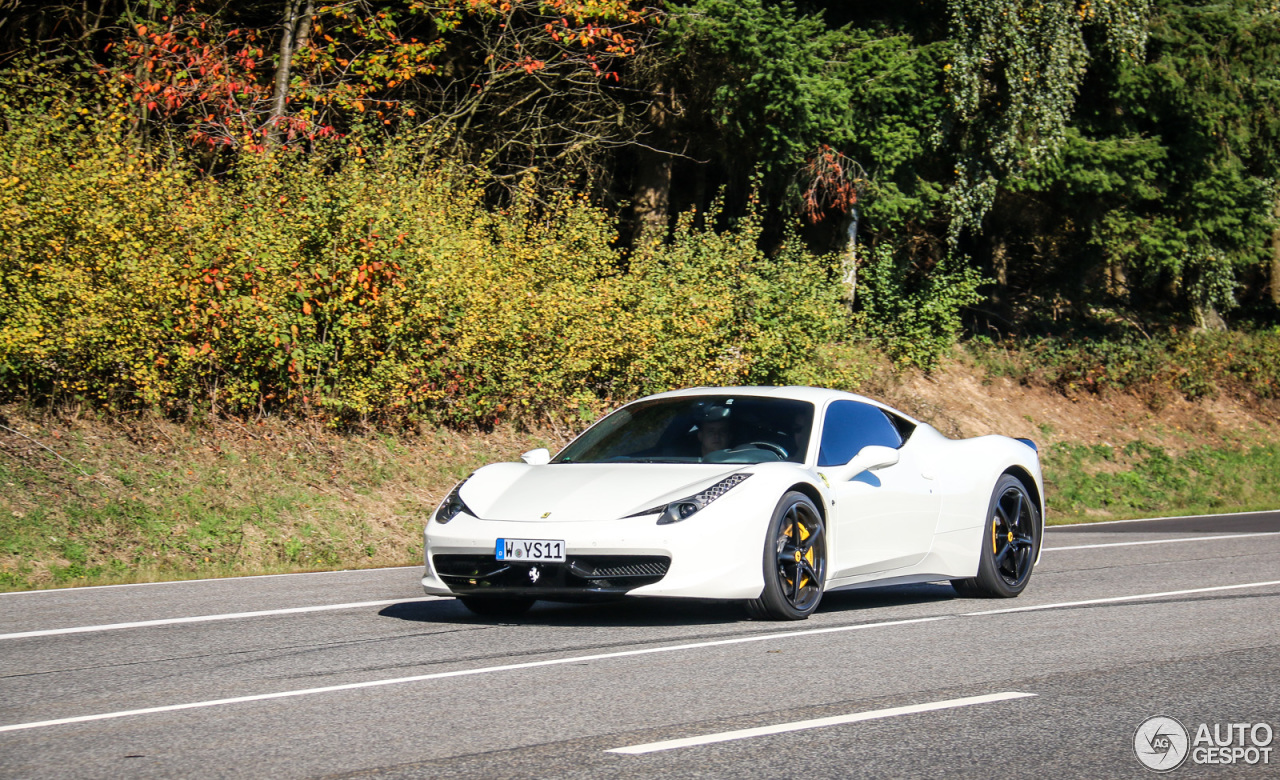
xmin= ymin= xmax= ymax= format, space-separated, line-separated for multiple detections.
xmin=817 ymin=400 xmax=941 ymax=578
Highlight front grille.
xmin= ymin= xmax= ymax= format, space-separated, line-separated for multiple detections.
xmin=569 ymin=557 xmax=669 ymax=578
xmin=433 ymin=556 xmax=512 ymax=579
xmin=432 ymin=554 xmax=670 ymax=599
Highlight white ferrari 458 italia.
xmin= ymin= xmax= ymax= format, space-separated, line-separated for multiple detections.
xmin=422 ymin=386 xmax=1043 ymax=620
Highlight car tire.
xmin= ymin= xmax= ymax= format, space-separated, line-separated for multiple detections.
xmin=952 ymin=474 xmax=1039 ymax=598
xmin=746 ymin=491 xmax=826 ymax=620
xmin=458 ymin=596 xmax=536 ymax=617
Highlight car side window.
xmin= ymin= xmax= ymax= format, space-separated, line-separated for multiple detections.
xmin=817 ymin=400 xmax=905 ymax=467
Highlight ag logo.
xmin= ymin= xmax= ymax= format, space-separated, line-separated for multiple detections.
xmin=1135 ymin=715 xmax=1190 ymax=772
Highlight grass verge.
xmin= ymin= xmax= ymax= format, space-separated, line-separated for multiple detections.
xmin=1043 ymin=440 xmax=1280 ymax=524
xmin=0 ymin=409 xmax=563 ymax=591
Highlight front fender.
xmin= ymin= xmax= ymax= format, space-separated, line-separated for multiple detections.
xmin=630 ymin=463 xmax=829 ymax=599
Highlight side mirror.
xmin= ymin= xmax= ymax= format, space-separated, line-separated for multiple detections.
xmin=827 ymin=445 xmax=900 ymax=483
xmin=520 ymin=448 xmax=551 ymax=466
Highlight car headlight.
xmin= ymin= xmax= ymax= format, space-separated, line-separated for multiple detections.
xmin=634 ymin=473 xmax=752 ymax=526
xmin=435 ymin=478 xmax=475 ymax=524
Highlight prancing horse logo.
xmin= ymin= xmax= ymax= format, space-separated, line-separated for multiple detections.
xmin=528 ymin=567 xmax=541 ymax=583
xmin=541 ymin=511 xmax=552 ymax=518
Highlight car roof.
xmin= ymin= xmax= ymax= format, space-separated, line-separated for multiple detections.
xmin=636 ymin=386 xmax=923 ymax=426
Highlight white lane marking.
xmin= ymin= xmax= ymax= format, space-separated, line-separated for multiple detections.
xmin=1044 ymin=531 xmax=1280 ymax=552
xmin=0 ymin=616 xmax=950 ymax=734
xmin=964 ymin=579 xmax=1280 ymax=616
xmin=0 ymin=597 xmax=443 ymax=640
xmin=606 ymin=692 xmax=1038 ymax=755
xmin=0 ymin=566 xmax=422 ymax=597
xmin=6 ymin=578 xmax=1280 ymax=734
xmin=1050 ymin=508 xmax=1280 ymax=528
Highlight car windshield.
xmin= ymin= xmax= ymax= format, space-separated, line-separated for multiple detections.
xmin=553 ymin=396 xmax=815 ymax=465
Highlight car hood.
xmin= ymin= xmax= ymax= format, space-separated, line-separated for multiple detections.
xmin=459 ymin=462 xmax=746 ymax=522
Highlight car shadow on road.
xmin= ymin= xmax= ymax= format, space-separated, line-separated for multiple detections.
xmin=818 ymin=582 xmax=960 ymax=612
xmin=378 ymin=582 xmax=959 ymax=627
xmin=379 ymin=597 xmax=744 ymax=627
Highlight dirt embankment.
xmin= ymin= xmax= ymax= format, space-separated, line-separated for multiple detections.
xmin=877 ymin=355 xmax=1279 ymax=453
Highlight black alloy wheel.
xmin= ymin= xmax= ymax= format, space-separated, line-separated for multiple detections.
xmin=747 ymin=491 xmax=826 ymax=620
xmin=953 ymin=474 xmax=1039 ymax=598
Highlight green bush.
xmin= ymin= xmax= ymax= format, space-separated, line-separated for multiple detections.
xmin=854 ymin=245 xmax=985 ymax=370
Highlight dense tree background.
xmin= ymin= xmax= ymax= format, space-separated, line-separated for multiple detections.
xmin=1 ymin=0 xmax=1278 ymax=421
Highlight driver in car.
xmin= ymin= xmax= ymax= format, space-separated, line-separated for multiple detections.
xmin=696 ymin=406 xmax=733 ymax=457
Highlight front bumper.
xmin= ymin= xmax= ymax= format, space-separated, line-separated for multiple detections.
xmin=432 ymin=553 xmax=670 ymax=601
xmin=421 ymin=490 xmax=769 ymax=601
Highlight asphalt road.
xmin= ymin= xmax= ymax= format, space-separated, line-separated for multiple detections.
xmin=2 ymin=510 xmax=1278 ymax=779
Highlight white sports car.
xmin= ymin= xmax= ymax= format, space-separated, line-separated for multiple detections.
xmin=422 ymin=386 xmax=1043 ymax=620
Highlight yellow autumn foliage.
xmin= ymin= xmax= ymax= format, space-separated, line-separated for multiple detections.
xmin=0 ymin=103 xmax=854 ymax=425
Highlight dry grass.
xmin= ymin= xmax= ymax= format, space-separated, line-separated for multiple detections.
xmin=0 ymin=407 xmax=570 ymax=591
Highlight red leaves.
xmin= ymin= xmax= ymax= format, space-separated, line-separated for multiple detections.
xmin=800 ymin=145 xmax=865 ymax=223
xmin=110 ymin=11 xmax=294 ymax=151
xmin=515 ymin=56 xmax=545 ymax=74
xmin=102 ymin=0 xmax=656 ymax=155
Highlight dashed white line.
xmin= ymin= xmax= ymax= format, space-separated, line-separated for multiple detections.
xmin=0 ymin=597 xmax=443 ymax=641
xmin=606 ymin=692 xmax=1038 ymax=754
xmin=1044 ymin=531 xmax=1280 ymax=552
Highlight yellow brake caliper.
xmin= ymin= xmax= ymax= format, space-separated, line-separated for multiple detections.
xmin=798 ymin=523 xmax=812 ymax=589
xmin=992 ymin=517 xmax=999 ymax=554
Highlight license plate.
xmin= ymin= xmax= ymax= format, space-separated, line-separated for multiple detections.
xmin=495 ymin=538 xmax=566 ymax=562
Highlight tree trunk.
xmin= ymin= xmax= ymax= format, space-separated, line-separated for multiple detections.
xmin=294 ymin=0 xmax=314 ymax=51
xmin=1271 ymin=199 xmax=1280 ymax=307
xmin=268 ymin=0 xmax=313 ymax=145
xmin=632 ymin=82 xmax=672 ymax=245
xmin=1107 ymin=256 xmax=1127 ymax=299
xmin=633 ymin=152 xmax=672 ymax=245
xmin=989 ymin=234 xmax=1009 ymax=314
xmin=127 ymin=0 xmax=159 ymax=152
xmin=1193 ymin=303 xmax=1228 ymax=331
xmin=840 ymin=207 xmax=859 ymax=305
